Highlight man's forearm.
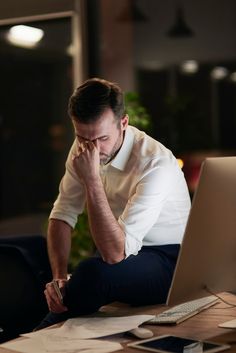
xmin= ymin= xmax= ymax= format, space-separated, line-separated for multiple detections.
xmin=47 ymin=219 xmax=72 ymax=279
xmin=85 ymin=178 xmax=125 ymax=264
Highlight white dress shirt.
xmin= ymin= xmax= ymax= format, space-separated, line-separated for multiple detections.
xmin=50 ymin=126 xmax=191 ymax=257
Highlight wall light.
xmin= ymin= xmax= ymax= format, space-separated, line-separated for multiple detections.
xmin=6 ymin=25 xmax=44 ymax=48
xmin=210 ymin=66 xmax=228 ymax=80
xmin=230 ymin=72 xmax=236 ymax=83
xmin=180 ymin=60 xmax=199 ymax=74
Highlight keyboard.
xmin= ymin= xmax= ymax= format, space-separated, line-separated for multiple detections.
xmin=148 ymin=296 xmax=218 ymax=324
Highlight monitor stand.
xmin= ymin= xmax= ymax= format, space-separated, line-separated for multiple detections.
xmin=218 ymin=318 xmax=236 ymax=328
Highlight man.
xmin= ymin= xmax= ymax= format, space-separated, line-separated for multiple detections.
xmin=37 ymin=77 xmax=191 ymax=329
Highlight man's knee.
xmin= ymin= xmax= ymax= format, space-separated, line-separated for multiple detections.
xmin=64 ymin=257 xmax=110 ymax=314
xmin=72 ymin=257 xmax=108 ymax=285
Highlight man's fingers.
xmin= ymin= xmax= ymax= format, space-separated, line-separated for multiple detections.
xmin=44 ymin=285 xmax=60 ymax=306
xmin=44 ymin=282 xmax=68 ymax=313
xmin=93 ymin=139 xmax=100 ymax=152
xmin=86 ymin=140 xmax=95 ymax=150
xmin=44 ymin=290 xmax=67 ymax=313
xmin=77 ymin=145 xmax=85 ymax=153
xmin=76 ymin=140 xmax=87 ymax=153
xmin=75 ymin=139 xmax=99 ymax=155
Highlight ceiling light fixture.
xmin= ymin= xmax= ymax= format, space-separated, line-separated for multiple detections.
xmin=167 ymin=6 xmax=194 ymax=38
xmin=6 ymin=25 xmax=44 ymax=48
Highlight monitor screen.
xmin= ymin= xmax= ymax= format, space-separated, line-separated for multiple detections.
xmin=167 ymin=156 xmax=236 ymax=306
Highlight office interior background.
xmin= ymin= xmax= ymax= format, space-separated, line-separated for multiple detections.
xmin=0 ymin=0 xmax=236 ymax=229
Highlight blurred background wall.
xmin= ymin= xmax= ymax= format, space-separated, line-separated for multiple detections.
xmin=0 ymin=0 xmax=235 ymax=228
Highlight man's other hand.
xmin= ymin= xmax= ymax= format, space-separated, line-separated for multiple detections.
xmin=44 ymin=279 xmax=68 ymax=313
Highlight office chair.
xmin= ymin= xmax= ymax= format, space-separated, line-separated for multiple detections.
xmin=0 ymin=235 xmax=51 ymax=342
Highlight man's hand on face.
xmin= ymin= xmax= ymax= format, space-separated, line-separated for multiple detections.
xmin=72 ymin=140 xmax=100 ymax=183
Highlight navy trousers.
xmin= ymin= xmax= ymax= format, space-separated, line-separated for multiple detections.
xmin=35 ymin=244 xmax=179 ymax=330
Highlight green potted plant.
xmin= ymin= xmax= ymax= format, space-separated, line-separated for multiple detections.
xmin=125 ymin=91 xmax=152 ymax=134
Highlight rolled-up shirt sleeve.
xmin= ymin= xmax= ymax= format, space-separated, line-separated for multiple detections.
xmin=118 ymin=158 xmax=183 ymax=257
xmin=49 ymin=142 xmax=86 ymax=228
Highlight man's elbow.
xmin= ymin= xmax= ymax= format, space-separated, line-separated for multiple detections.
xmin=102 ymin=253 xmax=125 ymax=265
xmin=100 ymin=236 xmax=126 ymax=264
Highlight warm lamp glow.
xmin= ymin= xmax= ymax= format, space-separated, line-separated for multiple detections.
xmin=230 ymin=72 xmax=236 ymax=83
xmin=177 ymin=158 xmax=184 ymax=169
xmin=6 ymin=25 xmax=44 ymax=48
xmin=180 ymin=60 xmax=199 ymax=74
xmin=211 ymin=67 xmax=228 ymax=80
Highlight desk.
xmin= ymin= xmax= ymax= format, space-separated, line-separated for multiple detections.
xmin=1 ymin=293 xmax=236 ymax=353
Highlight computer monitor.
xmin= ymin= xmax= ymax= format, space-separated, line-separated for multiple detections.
xmin=167 ymin=156 xmax=236 ymax=308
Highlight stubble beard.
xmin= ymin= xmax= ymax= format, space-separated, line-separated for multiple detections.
xmin=100 ymin=129 xmax=124 ymax=165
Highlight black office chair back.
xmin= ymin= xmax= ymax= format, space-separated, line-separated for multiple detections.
xmin=0 ymin=235 xmax=52 ymax=341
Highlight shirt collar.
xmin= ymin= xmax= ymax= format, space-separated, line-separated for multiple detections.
xmin=111 ymin=126 xmax=134 ymax=171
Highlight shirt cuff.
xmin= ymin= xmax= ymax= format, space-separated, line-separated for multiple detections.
xmin=49 ymin=211 xmax=77 ymax=229
xmin=124 ymin=233 xmax=142 ymax=258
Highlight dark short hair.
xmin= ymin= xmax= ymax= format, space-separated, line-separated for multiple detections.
xmin=68 ymin=77 xmax=125 ymax=123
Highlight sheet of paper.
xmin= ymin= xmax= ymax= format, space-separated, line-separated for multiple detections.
xmin=1 ymin=337 xmax=46 ymax=353
xmin=1 ymin=336 xmax=122 ymax=353
xmin=21 ymin=327 xmax=60 ymax=339
xmin=22 ymin=329 xmax=125 ymax=343
xmin=41 ymin=336 xmax=122 ymax=352
xmin=54 ymin=314 xmax=154 ymax=339
xmin=2 ymin=314 xmax=153 ymax=353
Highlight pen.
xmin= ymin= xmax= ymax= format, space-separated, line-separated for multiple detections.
xmin=52 ymin=279 xmax=63 ymax=303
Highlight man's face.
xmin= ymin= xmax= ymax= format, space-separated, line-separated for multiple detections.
xmin=72 ymin=108 xmax=128 ymax=165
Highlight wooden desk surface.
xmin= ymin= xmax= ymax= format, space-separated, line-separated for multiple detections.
xmin=1 ymin=293 xmax=236 ymax=353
